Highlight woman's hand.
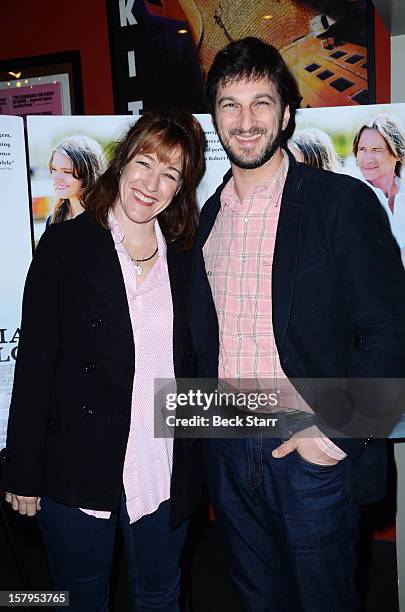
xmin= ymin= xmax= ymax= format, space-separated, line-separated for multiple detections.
xmin=5 ymin=493 xmax=41 ymax=516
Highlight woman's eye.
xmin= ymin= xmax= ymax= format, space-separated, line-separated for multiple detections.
xmin=51 ymin=168 xmax=72 ymax=174
xmin=137 ymin=160 xmax=150 ymax=167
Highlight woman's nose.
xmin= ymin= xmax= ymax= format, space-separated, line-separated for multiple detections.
xmin=144 ymin=172 xmax=159 ymax=192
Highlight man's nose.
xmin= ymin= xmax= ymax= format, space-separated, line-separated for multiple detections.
xmin=239 ymin=107 xmax=255 ymax=132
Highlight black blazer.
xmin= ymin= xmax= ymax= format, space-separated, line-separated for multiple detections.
xmin=0 ymin=212 xmax=202 ymax=528
xmin=188 ymin=149 xmax=405 ymax=505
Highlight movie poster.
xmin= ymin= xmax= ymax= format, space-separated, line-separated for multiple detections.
xmin=293 ymin=102 xmax=405 ymax=270
xmin=106 ymin=0 xmax=374 ymax=114
xmin=0 ymin=116 xmax=32 ymax=449
xmin=0 ymin=82 xmax=63 ymax=117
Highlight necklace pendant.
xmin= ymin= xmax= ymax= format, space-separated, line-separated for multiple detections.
xmin=134 ymin=264 xmax=142 ymax=276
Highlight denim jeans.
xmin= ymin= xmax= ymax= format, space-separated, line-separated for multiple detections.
xmin=203 ymin=433 xmax=361 ymax=612
xmin=37 ymin=496 xmax=188 ymax=612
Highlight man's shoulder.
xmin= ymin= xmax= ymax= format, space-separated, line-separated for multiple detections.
xmin=199 ymin=172 xmax=230 ymax=220
xmin=297 ymin=164 xmax=380 ymax=215
xmin=298 ymin=163 xmax=363 ymax=193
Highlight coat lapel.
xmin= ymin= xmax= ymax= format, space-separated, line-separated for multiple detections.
xmin=167 ymin=244 xmax=188 ymax=377
xmin=272 ymin=150 xmax=306 ymax=353
xmin=79 ymin=214 xmax=133 ymax=335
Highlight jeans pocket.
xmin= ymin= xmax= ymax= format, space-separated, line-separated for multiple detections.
xmin=296 ymin=450 xmax=342 ymax=470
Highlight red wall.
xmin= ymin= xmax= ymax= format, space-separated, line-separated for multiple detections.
xmin=0 ymin=2 xmax=391 ymax=114
xmin=374 ymin=9 xmax=391 ymax=103
xmin=1 ymin=1 xmax=114 ymax=115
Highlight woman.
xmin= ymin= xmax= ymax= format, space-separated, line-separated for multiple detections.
xmin=289 ymin=127 xmax=341 ymax=172
xmin=47 ymin=134 xmax=105 ymax=225
xmin=2 ymin=110 xmax=206 ymax=611
xmin=353 ymin=114 xmax=405 ymax=264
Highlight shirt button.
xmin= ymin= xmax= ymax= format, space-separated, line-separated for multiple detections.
xmin=244 ymin=217 xmax=248 ymax=223
xmin=84 ymin=362 xmax=95 ymax=374
xmin=82 ymin=405 xmax=94 ymax=416
xmin=0 ymin=448 xmax=11 ymax=464
xmin=235 ymin=373 xmax=240 ymax=378
xmin=241 ymin=255 xmax=246 ymax=262
xmin=238 ymin=335 xmax=242 ymax=341
xmin=90 ymin=318 xmax=102 ymax=329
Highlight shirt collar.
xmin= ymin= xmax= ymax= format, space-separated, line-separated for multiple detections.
xmin=220 ymin=149 xmax=289 ymax=211
xmin=108 ymin=210 xmax=167 ymax=261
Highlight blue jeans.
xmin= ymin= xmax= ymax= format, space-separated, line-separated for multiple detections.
xmin=37 ymin=496 xmax=188 ymax=612
xmin=203 ymin=436 xmax=361 ymax=612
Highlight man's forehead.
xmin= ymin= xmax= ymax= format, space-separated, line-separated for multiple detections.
xmin=217 ymin=75 xmax=278 ymax=98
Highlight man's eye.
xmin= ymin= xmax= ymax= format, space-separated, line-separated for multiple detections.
xmin=255 ymin=100 xmax=269 ymax=106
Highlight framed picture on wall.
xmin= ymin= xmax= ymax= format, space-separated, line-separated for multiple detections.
xmin=106 ymin=0 xmax=376 ymax=115
xmin=0 ymin=51 xmax=84 ymax=118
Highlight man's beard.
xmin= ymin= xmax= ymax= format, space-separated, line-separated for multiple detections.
xmin=217 ymin=125 xmax=283 ymax=170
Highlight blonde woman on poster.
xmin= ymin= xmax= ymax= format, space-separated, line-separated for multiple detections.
xmin=353 ymin=114 xmax=405 ymax=265
xmin=289 ymin=127 xmax=341 ymax=172
xmin=47 ymin=134 xmax=106 ymax=225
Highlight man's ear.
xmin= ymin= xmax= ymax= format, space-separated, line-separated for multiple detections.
xmin=282 ymin=105 xmax=290 ymax=131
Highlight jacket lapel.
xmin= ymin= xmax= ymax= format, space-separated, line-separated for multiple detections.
xmin=79 ymin=214 xmax=133 ymax=335
xmin=167 ymin=244 xmax=189 ymax=377
xmin=272 ymin=150 xmax=306 ymax=353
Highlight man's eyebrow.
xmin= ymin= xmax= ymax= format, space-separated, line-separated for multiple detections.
xmin=217 ymin=95 xmax=236 ymax=106
xmin=217 ymin=93 xmax=277 ymax=105
xmin=253 ymin=93 xmax=277 ymax=104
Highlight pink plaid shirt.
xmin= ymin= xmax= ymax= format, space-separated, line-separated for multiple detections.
xmin=81 ymin=212 xmax=175 ymax=522
xmin=204 ymin=152 xmax=345 ymax=460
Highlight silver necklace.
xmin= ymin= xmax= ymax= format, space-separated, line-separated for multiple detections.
xmin=130 ymin=245 xmax=158 ymax=276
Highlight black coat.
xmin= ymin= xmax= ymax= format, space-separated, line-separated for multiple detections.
xmin=0 ymin=212 xmax=203 ymax=528
xmin=188 ymin=149 xmax=405 ymax=506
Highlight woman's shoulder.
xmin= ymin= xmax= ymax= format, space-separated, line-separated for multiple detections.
xmin=38 ymin=212 xmax=97 ymax=255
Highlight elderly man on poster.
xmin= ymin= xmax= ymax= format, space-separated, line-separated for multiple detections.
xmin=187 ymin=37 xmax=405 ymax=611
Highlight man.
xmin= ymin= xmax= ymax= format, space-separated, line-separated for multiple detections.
xmin=188 ymin=38 xmax=405 ymax=611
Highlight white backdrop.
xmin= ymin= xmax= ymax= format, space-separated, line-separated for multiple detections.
xmin=0 ymin=116 xmax=32 ymax=449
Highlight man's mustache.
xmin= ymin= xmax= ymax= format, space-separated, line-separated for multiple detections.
xmin=228 ymin=127 xmax=267 ymax=137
